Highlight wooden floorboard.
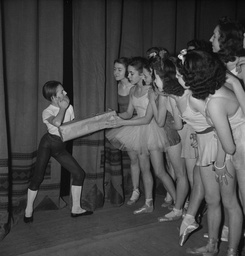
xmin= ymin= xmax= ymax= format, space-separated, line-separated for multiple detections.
xmin=0 ymin=195 xmax=244 ymax=256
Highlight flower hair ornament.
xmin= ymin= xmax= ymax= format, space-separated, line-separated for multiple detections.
xmin=178 ymin=49 xmax=187 ymax=64
xmin=148 ymin=52 xmax=157 ymax=58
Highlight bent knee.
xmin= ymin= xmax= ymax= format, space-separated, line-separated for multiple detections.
xmin=73 ymin=168 xmax=85 ymax=183
xmin=130 ymin=157 xmax=139 ymax=166
xmin=205 ymin=195 xmax=220 ymax=206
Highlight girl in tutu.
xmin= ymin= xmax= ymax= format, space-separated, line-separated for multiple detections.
xmin=107 ymin=56 xmax=176 ymax=214
xmin=113 ymin=57 xmax=141 ymax=205
xmin=147 ymin=47 xmax=197 ymax=210
xmin=145 ymin=50 xmax=189 ymax=222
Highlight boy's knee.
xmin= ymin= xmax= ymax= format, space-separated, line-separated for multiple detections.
xmin=29 ymin=180 xmax=42 ymax=191
xmin=73 ymin=168 xmax=85 ymax=184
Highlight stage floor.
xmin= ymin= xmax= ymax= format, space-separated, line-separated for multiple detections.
xmin=0 ymin=195 xmax=244 ymax=256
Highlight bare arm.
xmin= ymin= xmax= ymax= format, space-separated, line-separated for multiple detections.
xmin=116 ymin=101 xmax=153 ymax=126
xmin=47 ymin=96 xmax=70 ymax=127
xmin=215 ymin=136 xmax=227 ymax=167
xmin=168 ymin=97 xmax=183 ymax=130
xmin=118 ymin=87 xmax=135 ymax=119
xmin=148 ymin=88 xmax=167 ymax=127
xmin=207 ymin=99 xmax=236 ymax=155
xmin=213 ymin=135 xmax=233 ymax=186
xmin=240 ymin=64 xmax=245 ymax=86
xmin=226 ymin=73 xmax=245 ymax=115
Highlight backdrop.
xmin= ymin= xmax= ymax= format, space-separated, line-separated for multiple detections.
xmin=0 ymin=0 xmax=244 ymax=240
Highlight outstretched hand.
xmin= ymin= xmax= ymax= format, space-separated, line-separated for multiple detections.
xmin=105 ymin=115 xmax=123 ymax=128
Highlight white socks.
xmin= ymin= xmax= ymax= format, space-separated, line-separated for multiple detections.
xmin=71 ymin=185 xmax=85 ymax=214
xmin=25 ymin=189 xmax=38 ymax=217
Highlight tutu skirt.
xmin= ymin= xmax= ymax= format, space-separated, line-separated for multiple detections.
xmin=178 ymin=124 xmax=198 ymax=159
xmin=196 ymin=130 xmax=217 ymax=167
xmin=106 ymin=119 xmax=170 ymax=155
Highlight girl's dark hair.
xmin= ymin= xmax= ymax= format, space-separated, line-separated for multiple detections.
xmin=160 ymin=57 xmax=185 ymax=96
xmin=128 ymin=56 xmax=148 ymax=73
xmin=114 ymin=57 xmax=129 ymax=77
xmin=148 ymin=49 xmax=185 ymax=96
xmin=187 ymin=39 xmax=212 ymax=52
xmin=177 ymin=50 xmax=227 ymax=100
xmin=146 ymin=47 xmax=170 ymax=61
xmin=217 ymin=16 xmax=245 ymax=63
xmin=42 ymin=80 xmax=62 ymax=101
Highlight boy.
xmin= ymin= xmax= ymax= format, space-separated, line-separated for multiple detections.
xmin=24 ymin=81 xmax=92 ymax=223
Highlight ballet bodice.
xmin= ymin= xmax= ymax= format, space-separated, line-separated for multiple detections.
xmin=181 ymin=94 xmax=210 ymax=132
xmin=131 ymin=93 xmax=149 ymax=117
xmin=118 ymin=94 xmax=129 ymax=113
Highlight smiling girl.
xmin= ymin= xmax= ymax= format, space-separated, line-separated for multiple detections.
xmin=107 ymin=57 xmax=176 ymax=214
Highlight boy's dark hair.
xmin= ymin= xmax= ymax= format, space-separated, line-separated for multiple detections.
xmin=42 ymin=80 xmax=62 ymax=101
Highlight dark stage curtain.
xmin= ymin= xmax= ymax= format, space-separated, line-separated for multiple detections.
xmin=0 ymin=0 xmax=65 ymax=239
xmin=0 ymin=0 xmax=244 ymax=240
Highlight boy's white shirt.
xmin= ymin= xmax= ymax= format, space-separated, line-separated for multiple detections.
xmin=42 ymin=104 xmax=74 ymax=136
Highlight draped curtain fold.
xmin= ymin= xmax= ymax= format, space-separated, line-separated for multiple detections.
xmin=72 ymin=0 xmax=108 ymax=210
xmin=0 ymin=0 xmax=244 ymax=240
xmin=0 ymin=0 xmax=64 ymax=237
xmin=0 ymin=0 xmax=10 ymax=239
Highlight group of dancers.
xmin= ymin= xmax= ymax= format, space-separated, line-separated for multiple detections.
xmin=106 ymin=16 xmax=245 ymax=256
xmin=23 ymin=15 xmax=245 ymax=256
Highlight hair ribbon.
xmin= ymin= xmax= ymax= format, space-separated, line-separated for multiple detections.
xmin=178 ymin=49 xmax=187 ymax=64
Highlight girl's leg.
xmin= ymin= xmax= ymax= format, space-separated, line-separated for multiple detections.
xmin=134 ymin=154 xmax=153 ymax=214
xmin=179 ymin=166 xmax=204 ymax=246
xmin=161 ymin=153 xmax=176 ymax=207
xmin=149 ymin=150 xmax=183 ymax=222
xmin=183 ymin=166 xmax=204 ymax=217
xmin=150 ymin=150 xmax=176 ymax=202
xmin=182 ymin=158 xmax=197 ymax=216
xmin=236 ymin=164 xmax=245 ymax=214
xmin=201 ymin=165 xmax=221 ymax=241
xmin=185 ymin=158 xmax=197 ymax=189
xmin=187 ymin=165 xmax=220 ymax=254
xmin=166 ymin=143 xmax=189 ymax=211
xmin=127 ymin=151 xmax=140 ymax=205
xmin=221 ymin=160 xmax=243 ymax=253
